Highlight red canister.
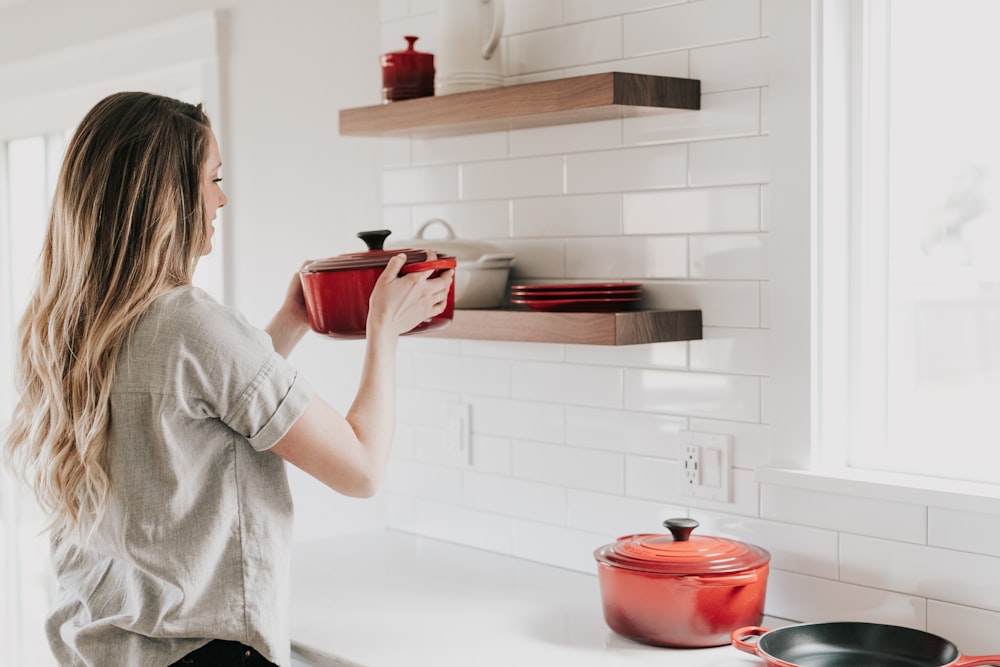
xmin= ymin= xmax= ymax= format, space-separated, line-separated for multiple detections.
xmin=381 ymin=36 xmax=434 ymax=102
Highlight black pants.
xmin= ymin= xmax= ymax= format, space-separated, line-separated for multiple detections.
xmin=170 ymin=640 xmax=278 ymax=666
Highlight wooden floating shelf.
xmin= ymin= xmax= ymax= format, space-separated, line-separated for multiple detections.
xmin=339 ymin=72 xmax=701 ymax=138
xmin=425 ymin=309 xmax=702 ymax=346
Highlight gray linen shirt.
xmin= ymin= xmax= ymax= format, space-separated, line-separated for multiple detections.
xmin=45 ymin=286 xmax=313 ymax=667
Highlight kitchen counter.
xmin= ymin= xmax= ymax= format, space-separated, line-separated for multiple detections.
xmin=289 ymin=531 xmax=765 ymax=667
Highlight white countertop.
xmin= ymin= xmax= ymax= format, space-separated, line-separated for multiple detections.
xmin=289 ymin=531 xmax=765 ymax=667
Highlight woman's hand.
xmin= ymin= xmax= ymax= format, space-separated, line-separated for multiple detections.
xmin=366 ymin=252 xmax=455 ymax=338
xmin=265 ymin=261 xmax=313 ymax=357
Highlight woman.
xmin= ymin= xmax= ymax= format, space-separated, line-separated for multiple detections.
xmin=2 ymin=91 xmax=453 ymax=666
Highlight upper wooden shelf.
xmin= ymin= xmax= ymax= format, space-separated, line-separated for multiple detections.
xmin=339 ymin=72 xmax=701 ymax=138
xmin=425 ymin=308 xmax=702 ymax=346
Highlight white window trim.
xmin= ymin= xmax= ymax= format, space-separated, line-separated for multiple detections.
xmin=766 ymin=0 xmax=1000 ymax=516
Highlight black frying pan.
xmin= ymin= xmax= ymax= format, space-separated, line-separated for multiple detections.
xmin=732 ymin=623 xmax=1000 ymax=667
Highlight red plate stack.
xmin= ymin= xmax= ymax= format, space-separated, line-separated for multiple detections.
xmin=510 ymin=282 xmax=642 ymax=311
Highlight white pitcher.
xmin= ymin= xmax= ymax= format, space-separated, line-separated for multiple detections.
xmin=435 ymin=0 xmax=504 ymax=95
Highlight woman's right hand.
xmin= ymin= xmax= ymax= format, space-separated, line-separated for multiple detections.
xmin=366 ymin=251 xmax=455 ymax=338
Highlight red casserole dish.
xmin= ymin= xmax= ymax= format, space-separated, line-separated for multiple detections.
xmin=594 ymin=518 xmax=770 ymax=648
xmin=300 ymin=229 xmax=456 ymax=339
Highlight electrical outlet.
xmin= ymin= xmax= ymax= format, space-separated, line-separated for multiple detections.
xmin=683 ymin=445 xmax=700 ymax=486
xmin=678 ymin=431 xmax=732 ymax=502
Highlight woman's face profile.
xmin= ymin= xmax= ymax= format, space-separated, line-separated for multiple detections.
xmin=201 ymin=130 xmax=227 ymax=255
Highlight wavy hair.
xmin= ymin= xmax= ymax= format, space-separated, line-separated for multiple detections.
xmin=3 ymin=92 xmax=213 ymax=544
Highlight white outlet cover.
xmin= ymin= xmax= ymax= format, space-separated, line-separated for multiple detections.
xmin=678 ymin=431 xmax=732 ymax=502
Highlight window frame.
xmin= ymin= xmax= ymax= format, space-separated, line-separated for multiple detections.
xmin=765 ymin=0 xmax=1000 ymax=513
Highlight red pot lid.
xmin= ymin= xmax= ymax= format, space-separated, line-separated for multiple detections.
xmin=593 ymin=518 xmax=770 ymax=575
xmin=302 ymin=230 xmax=454 ymax=273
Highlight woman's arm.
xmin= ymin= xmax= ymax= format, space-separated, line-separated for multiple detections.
xmin=268 ymin=254 xmax=453 ymax=496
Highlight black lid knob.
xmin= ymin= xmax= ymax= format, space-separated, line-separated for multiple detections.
xmin=663 ymin=517 xmax=699 ymax=542
xmin=357 ymin=229 xmax=392 ymax=251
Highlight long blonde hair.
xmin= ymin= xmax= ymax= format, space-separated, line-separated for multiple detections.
xmin=3 ymin=92 xmax=213 ymax=543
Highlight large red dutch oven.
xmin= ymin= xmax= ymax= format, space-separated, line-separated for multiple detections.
xmin=732 ymin=622 xmax=1000 ymax=666
xmin=593 ymin=518 xmax=770 ymax=648
xmin=300 ymin=229 xmax=456 ymax=339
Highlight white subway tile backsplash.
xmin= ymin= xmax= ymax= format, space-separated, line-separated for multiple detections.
xmin=622 ymin=457 xmax=759 ymax=516
xmin=929 ymin=507 xmax=1000 ymax=557
xmin=565 ymin=50 xmax=690 ymax=81
xmin=461 ymin=155 xmax=564 ymax=200
xmin=462 ymin=470 xmax=567 ymax=524
xmin=381 ymin=15 xmax=437 ymax=54
xmin=565 ymin=405 xmax=686 ymax=457
xmin=567 ymin=489 xmax=687 ymax=538
xmin=509 ymin=119 xmax=622 ymax=157
xmin=506 ymin=17 xmax=623 ymax=76
xmin=690 ymin=326 xmax=769 ymax=375
xmin=412 ymin=131 xmax=508 ymax=165
xmin=928 ymin=600 xmax=1000 ymax=655
xmin=841 ymin=534 xmax=1000 ymax=613
xmin=624 ymin=368 xmax=761 ymax=422
xmin=624 ymin=185 xmax=762 ymax=235
xmin=459 ymin=339 xmax=565 ymax=362
xmin=468 ymin=395 xmax=564 ymax=443
xmin=513 ymin=440 xmax=625 ymax=494
xmin=761 ymin=484 xmax=927 ymax=544
xmin=565 ymin=235 xmax=687 ymax=279
xmin=695 ymin=512 xmax=840 ymax=579
xmin=690 ymin=39 xmax=768 ymax=94
xmin=642 ymin=279 xmax=762 ymax=328
xmin=512 ymin=194 xmax=622 ymax=238
xmin=566 ymin=144 xmax=687 ymax=193
xmin=624 ymin=89 xmax=761 ymax=146
xmin=414 ymin=500 xmax=514 ymax=553
xmin=503 ymin=0 xmax=563 ymax=35
xmin=689 ymin=135 xmax=769 ymax=187
xmin=689 ymin=233 xmax=769 ymax=280
xmin=564 ymin=341 xmax=687 ymax=370
xmin=413 ymin=351 xmax=511 ymax=396
xmin=387 ymin=459 xmax=463 ymax=504
xmin=511 ymin=360 xmax=623 ymax=408
xmin=468 ymin=434 xmax=513 ymax=476
xmin=503 ymin=239 xmax=567 ymax=279
xmin=512 ymin=519 xmax=607 ymax=573
xmin=565 ymin=0 xmax=689 ymax=24
xmin=410 ymin=200 xmax=511 ymax=239
xmin=764 ymin=570 xmax=926 ymax=628
xmin=624 ymin=0 xmax=761 ymax=56
xmin=382 ymin=164 xmax=459 ymax=204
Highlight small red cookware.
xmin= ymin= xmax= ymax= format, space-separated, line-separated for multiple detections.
xmin=732 ymin=622 xmax=1000 ymax=667
xmin=381 ymin=36 xmax=434 ymax=102
xmin=299 ymin=229 xmax=456 ymax=339
xmin=593 ymin=518 xmax=770 ymax=648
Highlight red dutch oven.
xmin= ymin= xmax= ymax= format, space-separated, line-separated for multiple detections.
xmin=593 ymin=518 xmax=770 ymax=648
xmin=300 ymin=229 xmax=456 ymax=339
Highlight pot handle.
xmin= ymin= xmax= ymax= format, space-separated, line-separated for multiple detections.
xmin=684 ymin=571 xmax=758 ymax=587
xmin=399 ymin=256 xmax=458 ymax=275
xmin=415 ymin=218 xmax=457 ymax=241
xmin=954 ymin=655 xmax=1000 ymax=666
xmin=730 ymin=627 xmax=768 ymax=655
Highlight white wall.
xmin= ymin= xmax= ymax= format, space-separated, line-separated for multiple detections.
xmin=2 ymin=0 xmax=999 ymax=655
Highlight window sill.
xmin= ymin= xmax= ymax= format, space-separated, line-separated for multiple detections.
xmin=756 ymin=466 xmax=1000 ymax=515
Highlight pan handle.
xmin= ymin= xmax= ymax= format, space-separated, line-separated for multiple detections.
xmin=954 ymin=655 xmax=1000 ymax=666
xmin=731 ymin=626 xmax=768 ymax=655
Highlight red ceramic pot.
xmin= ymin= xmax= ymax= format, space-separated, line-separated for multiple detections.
xmin=300 ymin=229 xmax=456 ymax=339
xmin=593 ymin=518 xmax=770 ymax=648
xmin=381 ymin=36 xmax=435 ymax=102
